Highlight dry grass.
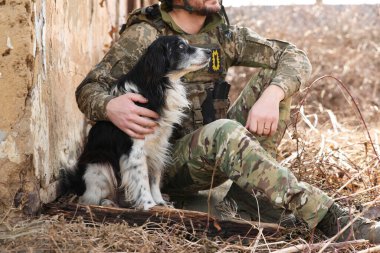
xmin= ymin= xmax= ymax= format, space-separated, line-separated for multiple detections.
xmin=227 ymin=4 xmax=380 ymax=121
xmin=1 ymin=4 xmax=379 ymax=253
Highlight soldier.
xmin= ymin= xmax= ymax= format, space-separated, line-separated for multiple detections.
xmin=76 ymin=0 xmax=380 ymax=243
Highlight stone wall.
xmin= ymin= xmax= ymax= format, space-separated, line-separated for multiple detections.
xmin=0 ymin=0 xmax=128 ymax=214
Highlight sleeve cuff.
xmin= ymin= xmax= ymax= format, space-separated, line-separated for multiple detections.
xmin=101 ymin=95 xmax=116 ymax=121
xmin=270 ymin=80 xmax=290 ymax=100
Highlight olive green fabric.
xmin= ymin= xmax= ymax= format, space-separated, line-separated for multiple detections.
xmin=75 ymin=4 xmax=333 ymax=228
xmin=163 ymin=69 xmax=333 ymax=228
xmin=164 ymin=117 xmax=333 ymax=228
xmin=76 ymin=5 xmax=312 ymax=123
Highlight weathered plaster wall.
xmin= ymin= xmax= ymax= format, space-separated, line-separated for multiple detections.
xmin=0 ymin=0 xmax=35 ymax=213
xmin=0 ymin=0 xmax=126 ymax=213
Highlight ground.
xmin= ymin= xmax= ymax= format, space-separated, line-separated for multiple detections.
xmin=0 ymin=4 xmax=379 ymax=252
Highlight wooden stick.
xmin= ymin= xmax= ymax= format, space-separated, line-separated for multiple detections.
xmin=42 ymin=202 xmax=283 ymax=239
xmin=272 ymin=239 xmax=367 ymax=253
xmin=357 ymin=245 xmax=380 ymax=253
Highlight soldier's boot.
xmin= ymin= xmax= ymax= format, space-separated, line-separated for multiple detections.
xmin=317 ymin=202 xmax=380 ymax=243
xmin=222 ymin=182 xmax=299 ymax=227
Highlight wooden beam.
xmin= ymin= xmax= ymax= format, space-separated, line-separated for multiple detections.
xmin=42 ymin=202 xmax=283 ymax=239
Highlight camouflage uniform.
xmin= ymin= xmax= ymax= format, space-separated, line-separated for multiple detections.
xmin=76 ymin=4 xmax=333 ymax=228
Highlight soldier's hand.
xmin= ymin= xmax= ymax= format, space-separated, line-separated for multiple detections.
xmin=245 ymin=85 xmax=284 ymax=136
xmin=106 ymin=93 xmax=159 ymax=139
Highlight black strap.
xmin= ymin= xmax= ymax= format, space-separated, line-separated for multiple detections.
xmin=142 ymin=3 xmax=161 ymax=18
xmin=221 ymin=4 xmax=230 ymax=26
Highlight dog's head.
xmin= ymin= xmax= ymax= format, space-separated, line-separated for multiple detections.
xmin=144 ymin=36 xmax=211 ymax=81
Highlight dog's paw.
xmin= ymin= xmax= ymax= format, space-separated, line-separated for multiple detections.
xmin=157 ymin=201 xmax=174 ymax=208
xmin=151 ymin=193 xmax=167 ymax=206
xmin=100 ymin=199 xmax=119 ymax=207
xmin=144 ymin=199 xmax=158 ymax=210
xmin=134 ymin=200 xmax=157 ymax=210
xmin=161 ymin=193 xmax=171 ymax=202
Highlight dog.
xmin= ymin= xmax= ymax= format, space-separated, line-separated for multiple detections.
xmin=64 ymin=36 xmax=211 ymax=210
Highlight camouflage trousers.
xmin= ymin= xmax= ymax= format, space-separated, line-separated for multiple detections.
xmin=163 ymin=69 xmax=333 ymax=228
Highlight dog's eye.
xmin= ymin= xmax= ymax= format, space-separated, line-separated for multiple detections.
xmin=179 ymin=43 xmax=185 ymax=49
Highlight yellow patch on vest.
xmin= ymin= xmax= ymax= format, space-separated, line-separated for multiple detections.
xmin=211 ymin=49 xmax=220 ymax=71
xmin=207 ymin=48 xmax=222 ymax=73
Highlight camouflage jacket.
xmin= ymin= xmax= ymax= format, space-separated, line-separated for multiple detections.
xmin=76 ymin=4 xmax=312 ymax=133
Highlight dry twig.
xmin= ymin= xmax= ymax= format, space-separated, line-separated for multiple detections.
xmin=357 ymin=245 xmax=380 ymax=253
xmin=272 ymin=239 xmax=367 ymax=253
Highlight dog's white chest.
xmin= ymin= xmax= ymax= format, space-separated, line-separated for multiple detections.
xmin=143 ymin=83 xmax=188 ymax=165
xmin=162 ymin=83 xmax=189 ymax=125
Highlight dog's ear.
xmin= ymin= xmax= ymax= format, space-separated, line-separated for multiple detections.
xmin=143 ymin=40 xmax=170 ymax=80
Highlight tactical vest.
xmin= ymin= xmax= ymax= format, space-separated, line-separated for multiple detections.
xmin=123 ymin=4 xmax=231 ymax=138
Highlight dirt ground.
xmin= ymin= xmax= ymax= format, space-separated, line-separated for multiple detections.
xmin=1 ymin=4 xmax=379 ymax=253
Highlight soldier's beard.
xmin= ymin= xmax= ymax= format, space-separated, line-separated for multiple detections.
xmin=176 ymin=1 xmax=221 ymax=16
xmin=192 ymin=5 xmax=221 ymax=15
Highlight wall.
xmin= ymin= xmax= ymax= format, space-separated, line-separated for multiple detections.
xmin=0 ymin=0 xmax=128 ymax=214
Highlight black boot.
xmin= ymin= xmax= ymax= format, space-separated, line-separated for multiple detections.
xmin=317 ymin=202 xmax=380 ymax=243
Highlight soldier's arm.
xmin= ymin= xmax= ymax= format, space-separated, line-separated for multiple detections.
xmin=228 ymin=26 xmax=312 ymax=99
xmin=75 ymin=22 xmax=159 ymax=121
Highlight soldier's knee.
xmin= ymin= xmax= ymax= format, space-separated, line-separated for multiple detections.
xmin=211 ymin=119 xmax=246 ymax=139
xmin=210 ymin=119 xmax=245 ymax=137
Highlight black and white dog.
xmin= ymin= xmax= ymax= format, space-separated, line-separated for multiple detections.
xmin=65 ymin=36 xmax=211 ymax=210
